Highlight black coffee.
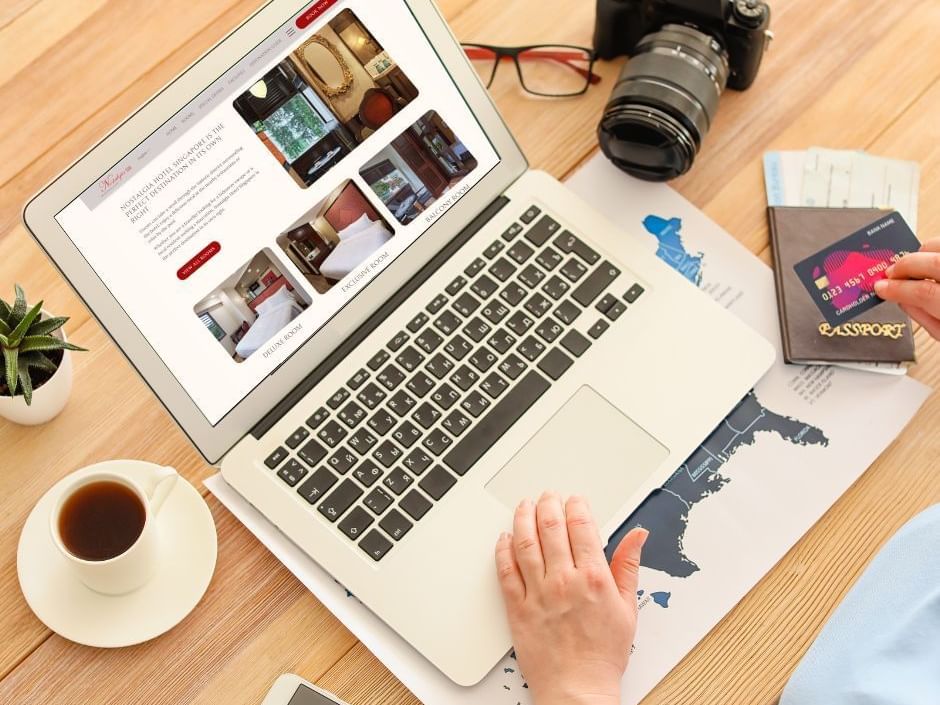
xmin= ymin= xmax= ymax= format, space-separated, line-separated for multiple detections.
xmin=58 ymin=481 xmax=146 ymax=561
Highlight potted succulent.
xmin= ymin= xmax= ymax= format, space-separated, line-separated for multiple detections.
xmin=0 ymin=285 xmax=85 ymax=425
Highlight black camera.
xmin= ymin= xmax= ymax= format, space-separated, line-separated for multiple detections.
xmin=595 ymin=0 xmax=772 ymax=181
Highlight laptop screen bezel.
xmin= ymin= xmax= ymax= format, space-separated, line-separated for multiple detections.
xmin=22 ymin=0 xmax=528 ymax=464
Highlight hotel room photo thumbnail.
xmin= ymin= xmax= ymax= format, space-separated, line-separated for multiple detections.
xmin=194 ymin=249 xmax=311 ymax=362
xmin=276 ymin=180 xmax=395 ymax=294
xmin=359 ymin=111 xmax=478 ymax=225
xmin=233 ymin=9 xmax=418 ymax=189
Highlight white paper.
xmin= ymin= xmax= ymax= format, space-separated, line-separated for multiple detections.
xmin=206 ymin=153 xmax=930 ymax=705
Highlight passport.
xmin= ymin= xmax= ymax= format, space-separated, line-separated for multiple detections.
xmin=768 ymin=207 xmax=915 ymax=365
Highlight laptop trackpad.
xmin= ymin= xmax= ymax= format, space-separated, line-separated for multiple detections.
xmin=485 ymin=386 xmax=669 ymax=528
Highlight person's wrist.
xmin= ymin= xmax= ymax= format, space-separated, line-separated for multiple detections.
xmin=532 ymin=669 xmax=622 ymax=705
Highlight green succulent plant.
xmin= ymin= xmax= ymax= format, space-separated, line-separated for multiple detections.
xmin=0 ymin=284 xmax=85 ymax=405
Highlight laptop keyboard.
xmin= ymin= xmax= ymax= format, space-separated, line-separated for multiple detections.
xmin=262 ymin=205 xmax=645 ymax=562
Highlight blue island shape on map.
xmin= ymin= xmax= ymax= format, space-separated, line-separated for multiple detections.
xmin=643 ymin=215 xmax=704 ymax=286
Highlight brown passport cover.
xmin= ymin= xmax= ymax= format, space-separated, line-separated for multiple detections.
xmin=768 ymin=206 xmax=916 ymax=364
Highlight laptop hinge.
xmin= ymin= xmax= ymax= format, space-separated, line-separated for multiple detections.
xmin=251 ymin=195 xmax=511 ymax=439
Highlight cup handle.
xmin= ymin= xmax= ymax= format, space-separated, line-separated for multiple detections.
xmin=143 ymin=466 xmax=179 ymax=516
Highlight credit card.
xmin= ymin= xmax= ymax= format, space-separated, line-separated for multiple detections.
xmin=793 ymin=211 xmax=920 ymax=326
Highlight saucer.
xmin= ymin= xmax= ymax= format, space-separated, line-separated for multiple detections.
xmin=17 ymin=460 xmax=217 ymax=648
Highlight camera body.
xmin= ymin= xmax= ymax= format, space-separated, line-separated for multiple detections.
xmin=594 ymin=0 xmax=771 ymax=90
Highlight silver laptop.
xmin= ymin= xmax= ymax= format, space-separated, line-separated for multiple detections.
xmin=23 ymin=0 xmax=774 ymax=686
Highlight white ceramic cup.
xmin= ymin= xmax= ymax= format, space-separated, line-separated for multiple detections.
xmin=49 ymin=463 xmax=178 ymax=595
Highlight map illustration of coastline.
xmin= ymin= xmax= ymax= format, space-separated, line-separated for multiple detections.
xmin=606 ymin=215 xmax=830 ymax=585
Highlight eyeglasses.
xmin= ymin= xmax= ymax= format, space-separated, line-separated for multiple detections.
xmin=462 ymin=44 xmax=599 ymax=97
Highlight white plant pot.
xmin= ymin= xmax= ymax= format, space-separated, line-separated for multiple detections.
xmin=0 ymin=312 xmax=74 ymax=426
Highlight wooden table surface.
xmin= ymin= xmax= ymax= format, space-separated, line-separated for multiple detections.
xmin=2 ymin=1 xmax=939 ymax=703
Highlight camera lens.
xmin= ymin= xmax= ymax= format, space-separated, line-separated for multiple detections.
xmin=598 ymin=24 xmax=729 ymax=181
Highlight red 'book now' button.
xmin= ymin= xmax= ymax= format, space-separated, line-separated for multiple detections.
xmin=295 ymin=0 xmax=339 ymax=29
xmin=177 ymin=241 xmax=221 ymax=280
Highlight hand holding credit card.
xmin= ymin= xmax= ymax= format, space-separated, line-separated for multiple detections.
xmin=875 ymin=237 xmax=940 ymax=340
xmin=793 ymin=211 xmax=920 ymax=326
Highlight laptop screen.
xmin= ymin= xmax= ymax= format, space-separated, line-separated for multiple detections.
xmin=54 ymin=0 xmax=500 ymax=425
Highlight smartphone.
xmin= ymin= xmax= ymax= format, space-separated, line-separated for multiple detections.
xmin=261 ymin=674 xmax=352 ymax=705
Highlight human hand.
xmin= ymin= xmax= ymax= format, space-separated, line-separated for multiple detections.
xmin=874 ymin=238 xmax=940 ymax=339
xmin=494 ymin=493 xmax=648 ymax=705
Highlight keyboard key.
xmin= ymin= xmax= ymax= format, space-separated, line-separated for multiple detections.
xmin=469 ymin=347 xmax=498 ymax=372
xmin=318 ymin=479 xmax=363 ymax=522
xmin=426 ymin=293 xmax=448 ymax=314
xmin=543 ymin=275 xmax=570 ymax=300
xmin=364 ymin=486 xmax=394 ymax=514
xmin=538 ymin=348 xmax=574 ymax=380
xmin=403 ymin=448 xmax=433 ymax=475
xmin=481 ymin=301 xmax=510 ymax=324
xmin=525 ymin=215 xmax=561 ymax=246
xmin=444 ymin=334 xmax=473 ymax=361
xmin=560 ymin=329 xmax=591 ymax=357
xmin=407 ymin=371 xmax=435 ymax=398
xmin=387 ymin=389 xmax=417 ymax=416
xmin=588 ymin=319 xmax=610 ymax=339
xmin=392 ymin=420 xmax=422 ymax=448
xmin=338 ymin=506 xmax=374 ymax=541
xmin=379 ymin=509 xmax=413 ymax=541
xmin=471 ymin=274 xmax=499 ymax=299
xmin=445 ymin=276 xmax=467 ymax=296
xmin=535 ymin=319 xmax=564 ymax=343
xmin=399 ymin=489 xmax=433 ymax=520
xmin=499 ymin=353 xmax=528 ymax=380
xmin=624 ymin=283 xmax=645 ymax=303
xmin=277 ymin=459 xmax=308 ymax=487
xmin=465 ymin=257 xmax=487 ymax=277
xmin=377 ymin=365 xmax=407 ymax=390
xmin=327 ymin=447 xmax=357 ymax=474
xmin=387 ymin=331 xmax=409 ymax=352
xmin=443 ymin=370 xmax=550 ymax=476
xmin=572 ymin=261 xmax=621 ymax=306
xmin=357 ymin=382 xmax=387 ymax=410
xmin=406 ymin=312 xmax=429 ymax=333
xmin=536 ymin=246 xmax=563 ymax=271
xmin=413 ymin=402 xmax=442 ymax=429
xmin=463 ymin=317 xmax=492 ymax=343
xmin=524 ymin=293 xmax=553 ymax=318
xmin=554 ymin=231 xmax=600 ymax=264
xmin=298 ymin=438 xmax=328 ymax=467
xmin=487 ymin=329 xmax=516 ymax=355
xmin=453 ymin=292 xmax=481 ymax=318
xmin=285 ymin=426 xmax=310 ymax=449
xmin=560 ymin=258 xmax=588 ymax=282
xmin=442 ymin=409 xmax=471 ymax=436
xmin=507 ymin=241 xmax=535 ymax=265
xmin=426 ymin=353 xmax=454 ymax=380
xmin=518 ymin=336 xmax=547 ymax=361
xmin=265 ymin=446 xmax=288 ymax=469
xmin=306 ymin=407 xmax=329 ymax=430
xmin=520 ymin=205 xmax=541 ymax=224
xmin=431 ymin=383 xmax=460 ymax=410
xmin=395 ymin=346 xmax=425 ymax=373
xmin=419 ymin=465 xmax=458 ymax=499
xmin=353 ymin=459 xmax=384 ymax=487
xmin=359 ymin=529 xmax=393 ymax=561
xmin=367 ymin=409 xmax=396 ymax=435
xmin=502 ymin=222 xmax=523 ymax=241
xmin=423 ymin=428 xmax=453 ymax=456
xmin=461 ymin=390 xmax=492 ymax=417
xmin=373 ymin=439 xmax=402 ymax=468
xmin=489 ymin=257 xmax=517 ymax=282
xmin=297 ymin=467 xmax=338 ymax=503
xmin=519 ymin=263 xmax=545 ymax=289
xmin=338 ymin=401 xmax=367 ymax=428
xmin=480 ymin=372 xmax=509 ymax=399
xmin=347 ymin=368 xmax=370 ymax=390
xmin=367 ymin=349 xmax=390 ymax=371
xmin=500 ymin=282 xmax=528 ymax=306
xmin=554 ymin=300 xmax=582 ymax=325
xmin=317 ymin=420 xmax=347 ymax=447
xmin=433 ymin=309 xmax=462 ymax=335
xmin=596 ymin=293 xmax=617 ymax=313
xmin=327 ymin=388 xmax=350 ymax=410
xmin=450 ymin=364 xmax=479 ymax=391
xmin=506 ymin=310 xmax=535 ymax=336
xmin=606 ymin=301 xmax=626 ymax=320
xmin=415 ymin=329 xmax=445 ymax=354
xmin=383 ymin=467 xmax=414 ymax=496
xmin=483 ymin=240 xmax=505 ymax=259
xmin=348 ymin=428 xmax=378 ymax=454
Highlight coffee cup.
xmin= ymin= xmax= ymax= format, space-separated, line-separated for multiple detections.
xmin=49 ymin=463 xmax=178 ymax=595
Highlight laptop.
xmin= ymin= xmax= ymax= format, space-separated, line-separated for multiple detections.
xmin=23 ymin=0 xmax=774 ymax=686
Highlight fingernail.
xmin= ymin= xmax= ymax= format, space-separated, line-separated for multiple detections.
xmin=885 ymin=265 xmax=895 ymax=278
xmin=637 ymin=527 xmax=649 ymax=547
xmin=874 ymin=279 xmax=887 ymax=293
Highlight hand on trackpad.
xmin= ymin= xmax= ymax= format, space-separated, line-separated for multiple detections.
xmin=485 ymin=386 xmax=669 ymax=529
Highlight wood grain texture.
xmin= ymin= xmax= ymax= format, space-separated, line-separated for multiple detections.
xmin=1 ymin=0 xmax=938 ymax=703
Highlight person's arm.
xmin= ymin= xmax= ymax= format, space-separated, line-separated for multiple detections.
xmin=873 ymin=238 xmax=940 ymax=339
xmin=494 ymin=493 xmax=648 ymax=705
